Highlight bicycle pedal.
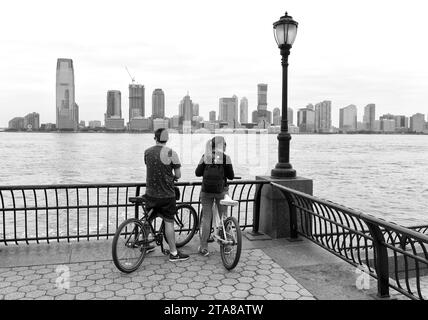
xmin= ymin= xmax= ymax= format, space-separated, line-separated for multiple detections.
xmin=163 ymin=249 xmax=170 ymax=256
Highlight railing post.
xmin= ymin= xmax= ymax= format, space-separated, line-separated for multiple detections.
xmin=252 ymin=184 xmax=263 ymax=234
xmin=134 ymin=186 xmax=141 ymax=219
xmin=289 ymin=197 xmax=298 ymax=239
xmin=366 ymin=221 xmax=390 ymax=299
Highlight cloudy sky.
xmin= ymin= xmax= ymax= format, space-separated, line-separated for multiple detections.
xmin=1 ymin=0 xmax=427 ymax=127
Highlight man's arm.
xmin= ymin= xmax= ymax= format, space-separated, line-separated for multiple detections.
xmin=173 ymin=167 xmax=182 ymax=180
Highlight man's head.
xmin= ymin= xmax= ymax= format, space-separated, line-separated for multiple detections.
xmin=154 ymin=128 xmax=169 ymax=144
xmin=211 ymin=136 xmax=226 ymax=152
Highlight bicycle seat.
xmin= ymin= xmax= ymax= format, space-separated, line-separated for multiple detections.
xmin=220 ymin=194 xmax=239 ymax=207
xmin=129 ymin=195 xmax=147 ymax=204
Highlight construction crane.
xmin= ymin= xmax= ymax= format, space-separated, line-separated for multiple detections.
xmin=125 ymin=66 xmax=136 ymax=84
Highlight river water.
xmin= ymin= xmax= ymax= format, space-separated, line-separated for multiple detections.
xmin=0 ymin=132 xmax=427 ymax=226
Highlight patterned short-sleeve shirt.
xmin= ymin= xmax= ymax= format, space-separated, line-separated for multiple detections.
xmin=144 ymin=145 xmax=181 ymax=198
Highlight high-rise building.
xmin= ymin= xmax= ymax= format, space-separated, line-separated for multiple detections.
xmin=171 ymin=115 xmax=180 ymax=129
xmin=129 ymin=84 xmax=145 ymax=122
xmin=339 ymin=104 xmax=357 ymax=132
xmin=297 ymin=107 xmax=315 ymax=133
xmin=179 ymin=94 xmax=194 ymax=122
xmin=153 ymin=118 xmax=169 ymax=131
xmin=152 ymin=89 xmax=165 ymax=119
xmin=105 ymin=90 xmax=124 ymax=130
xmin=239 ymin=97 xmax=248 ymax=123
xmin=106 ymin=90 xmax=122 ymax=118
xmin=219 ymin=95 xmax=239 ymax=127
xmin=24 ymin=112 xmax=40 ymax=130
xmin=394 ymin=115 xmax=408 ymax=131
xmin=8 ymin=117 xmax=25 ymax=130
xmin=209 ymin=111 xmax=216 ymax=122
xmin=257 ymin=84 xmax=268 ymax=110
xmin=193 ymin=103 xmax=199 ymax=117
xmin=314 ymin=100 xmax=332 ymax=133
xmin=410 ymin=113 xmax=425 ymax=133
xmin=253 ymin=84 xmax=271 ymax=127
xmin=273 ymin=108 xmax=281 ymax=126
xmin=363 ymin=104 xmax=376 ymax=131
xmin=56 ymin=58 xmax=78 ymax=130
xmin=287 ymin=108 xmax=293 ymax=126
xmin=380 ymin=119 xmax=396 ymax=132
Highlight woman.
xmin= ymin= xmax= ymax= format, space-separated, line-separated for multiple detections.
xmin=195 ymin=136 xmax=234 ymax=256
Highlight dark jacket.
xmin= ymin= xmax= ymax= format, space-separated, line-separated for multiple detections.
xmin=195 ymin=152 xmax=234 ymax=192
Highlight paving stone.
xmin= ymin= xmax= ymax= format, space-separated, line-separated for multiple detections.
xmin=76 ymin=292 xmax=95 ymax=300
xmin=87 ymin=285 xmax=105 ymax=293
xmin=218 ymin=285 xmax=234 ymax=293
xmin=201 ymin=287 xmax=219 ymax=295
xmin=153 ymin=285 xmax=170 ymax=294
xmin=87 ymin=274 xmax=104 ymax=281
xmin=46 ymin=288 xmax=67 ymax=297
xmin=66 ymin=286 xmax=85 ymax=295
xmin=25 ymin=290 xmax=46 ymax=299
xmin=188 ymin=282 xmax=205 ymax=290
xmin=232 ymin=290 xmax=249 ymax=298
xmin=79 ymin=279 xmax=95 ymax=287
xmin=6 ymin=275 xmax=23 ymax=282
xmin=134 ymin=287 xmax=152 ymax=296
xmin=195 ymin=294 xmax=214 ymax=300
xmin=250 ymin=288 xmax=267 ymax=296
xmin=182 ymin=288 xmax=200 ymax=297
xmin=252 ymin=281 xmax=269 ymax=289
xmin=221 ymin=278 xmax=238 ymax=286
xmin=282 ymin=291 xmax=301 ymax=299
xmin=5 ymin=291 xmax=25 ymax=300
xmin=214 ymin=292 xmax=232 ymax=300
xmin=116 ymin=288 xmax=134 ymax=297
xmin=235 ymin=283 xmax=252 ymax=291
xmin=0 ymin=282 xmax=11 ymax=289
xmin=177 ymin=277 xmax=193 ymax=284
xmin=55 ymin=294 xmax=76 ymax=300
xmin=164 ymin=290 xmax=182 ymax=299
xmin=95 ymin=278 xmax=113 ymax=286
xmin=266 ymin=286 xmax=284 ymax=294
xmin=283 ymin=284 xmax=300 ymax=292
xmin=0 ymin=286 xmax=18 ymax=295
xmin=124 ymin=282 xmax=141 ymax=290
xmin=95 ymin=291 xmax=115 ymax=299
xmin=146 ymin=292 xmax=164 ymax=300
xmin=105 ymin=283 xmax=123 ymax=291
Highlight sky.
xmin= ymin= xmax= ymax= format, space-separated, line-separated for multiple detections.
xmin=1 ymin=0 xmax=428 ymax=128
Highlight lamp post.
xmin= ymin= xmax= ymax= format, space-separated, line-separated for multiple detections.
xmin=271 ymin=12 xmax=298 ymax=178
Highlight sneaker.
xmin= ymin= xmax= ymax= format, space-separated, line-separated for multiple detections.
xmin=169 ymin=250 xmax=190 ymax=262
xmin=198 ymin=246 xmax=210 ymax=257
xmin=207 ymin=235 xmax=215 ymax=243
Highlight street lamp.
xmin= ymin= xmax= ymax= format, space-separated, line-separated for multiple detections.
xmin=271 ymin=12 xmax=298 ymax=178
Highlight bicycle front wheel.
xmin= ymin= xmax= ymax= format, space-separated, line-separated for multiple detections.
xmin=174 ymin=204 xmax=198 ymax=248
xmin=220 ymin=216 xmax=242 ymax=270
xmin=112 ymin=218 xmax=148 ymax=273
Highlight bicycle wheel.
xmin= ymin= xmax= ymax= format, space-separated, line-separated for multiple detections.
xmin=112 ymin=218 xmax=148 ymax=273
xmin=174 ymin=204 xmax=198 ymax=248
xmin=220 ymin=216 xmax=242 ymax=270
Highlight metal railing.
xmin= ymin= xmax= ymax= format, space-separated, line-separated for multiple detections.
xmin=272 ymin=182 xmax=428 ymax=300
xmin=0 ymin=180 xmax=269 ymax=245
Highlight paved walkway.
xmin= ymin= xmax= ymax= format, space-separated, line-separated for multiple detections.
xmin=0 ymin=234 xmax=409 ymax=300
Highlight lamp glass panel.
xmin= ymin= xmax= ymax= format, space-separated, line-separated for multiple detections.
xmin=274 ymin=24 xmax=285 ymax=46
xmin=286 ymin=24 xmax=297 ymax=45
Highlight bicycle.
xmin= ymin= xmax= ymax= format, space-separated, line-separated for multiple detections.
xmin=203 ymin=177 xmax=243 ymax=270
xmin=112 ymin=192 xmax=198 ymax=273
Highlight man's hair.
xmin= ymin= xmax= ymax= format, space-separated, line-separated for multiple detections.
xmin=154 ymin=128 xmax=168 ymax=143
xmin=211 ymin=136 xmax=226 ymax=151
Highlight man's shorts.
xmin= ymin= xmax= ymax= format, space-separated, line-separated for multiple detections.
xmin=144 ymin=195 xmax=176 ymax=223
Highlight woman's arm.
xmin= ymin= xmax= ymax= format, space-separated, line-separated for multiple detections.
xmin=195 ymin=156 xmax=205 ymax=177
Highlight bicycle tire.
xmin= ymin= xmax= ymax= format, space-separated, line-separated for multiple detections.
xmin=220 ymin=216 xmax=242 ymax=270
xmin=174 ymin=204 xmax=198 ymax=248
xmin=112 ymin=218 xmax=147 ymax=273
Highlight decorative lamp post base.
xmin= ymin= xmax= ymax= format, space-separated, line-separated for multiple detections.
xmin=271 ymin=166 xmax=296 ymax=178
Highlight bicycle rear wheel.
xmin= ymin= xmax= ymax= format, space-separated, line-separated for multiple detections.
xmin=174 ymin=204 xmax=198 ymax=248
xmin=112 ymin=218 xmax=148 ymax=273
xmin=220 ymin=216 xmax=242 ymax=270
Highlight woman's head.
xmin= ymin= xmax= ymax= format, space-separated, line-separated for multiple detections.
xmin=211 ymin=136 xmax=226 ymax=152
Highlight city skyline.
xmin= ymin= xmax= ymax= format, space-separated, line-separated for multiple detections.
xmin=1 ymin=0 xmax=428 ymax=128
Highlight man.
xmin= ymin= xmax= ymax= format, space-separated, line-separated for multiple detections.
xmin=144 ymin=128 xmax=189 ymax=261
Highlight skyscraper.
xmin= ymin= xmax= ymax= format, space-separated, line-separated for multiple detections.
xmin=105 ymin=90 xmax=124 ymax=130
xmin=287 ymin=107 xmax=293 ymax=125
xmin=257 ymin=84 xmax=268 ymax=110
xmin=253 ymin=84 xmax=271 ymax=127
xmin=273 ymin=108 xmax=281 ymax=126
xmin=209 ymin=111 xmax=216 ymax=122
xmin=152 ymin=89 xmax=165 ymax=119
xmin=339 ymin=104 xmax=357 ymax=132
xmin=410 ymin=113 xmax=425 ymax=133
xmin=297 ymin=107 xmax=315 ymax=133
xmin=56 ymin=58 xmax=78 ymax=130
xmin=219 ymin=95 xmax=238 ymax=127
xmin=193 ymin=103 xmax=199 ymax=117
xmin=179 ymin=94 xmax=194 ymax=122
xmin=129 ymin=84 xmax=145 ymax=122
xmin=314 ymin=100 xmax=332 ymax=133
xmin=106 ymin=90 xmax=122 ymax=118
xmin=240 ymin=97 xmax=248 ymax=123
xmin=363 ymin=104 xmax=376 ymax=131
